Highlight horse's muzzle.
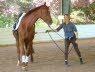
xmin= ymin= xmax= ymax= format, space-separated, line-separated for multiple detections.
xmin=46 ymin=20 xmax=52 ymax=25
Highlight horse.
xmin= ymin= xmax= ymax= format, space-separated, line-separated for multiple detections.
xmin=13 ymin=3 xmax=52 ymax=70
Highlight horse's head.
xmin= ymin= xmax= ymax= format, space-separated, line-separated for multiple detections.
xmin=39 ymin=3 xmax=52 ymax=25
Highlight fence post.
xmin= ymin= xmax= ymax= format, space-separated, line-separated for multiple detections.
xmin=62 ymin=0 xmax=70 ymax=14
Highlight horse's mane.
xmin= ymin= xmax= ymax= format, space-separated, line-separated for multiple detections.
xmin=25 ymin=5 xmax=46 ymax=17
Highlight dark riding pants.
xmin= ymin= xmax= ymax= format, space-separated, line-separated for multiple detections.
xmin=64 ymin=36 xmax=81 ymax=61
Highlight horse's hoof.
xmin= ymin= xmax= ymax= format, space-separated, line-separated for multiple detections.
xmin=21 ymin=62 xmax=28 ymax=67
xmin=21 ymin=66 xmax=27 ymax=71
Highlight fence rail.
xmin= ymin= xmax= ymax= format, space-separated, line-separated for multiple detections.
xmin=0 ymin=24 xmax=95 ymax=46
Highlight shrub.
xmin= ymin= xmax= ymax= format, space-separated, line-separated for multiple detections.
xmin=0 ymin=14 xmax=14 ymax=28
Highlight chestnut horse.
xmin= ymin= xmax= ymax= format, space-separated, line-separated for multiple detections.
xmin=13 ymin=3 xmax=52 ymax=70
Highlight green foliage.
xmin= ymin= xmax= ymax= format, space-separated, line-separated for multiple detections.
xmin=0 ymin=14 xmax=13 ymax=28
xmin=16 ymin=0 xmax=32 ymax=12
xmin=90 ymin=2 xmax=95 ymax=8
xmin=19 ymin=0 xmax=33 ymax=3
xmin=71 ymin=19 xmax=86 ymax=25
xmin=71 ymin=2 xmax=95 ymax=24
xmin=52 ymin=16 xmax=58 ymax=24
xmin=35 ymin=19 xmax=46 ymax=26
xmin=0 ymin=0 xmax=95 ymax=28
xmin=34 ymin=16 xmax=59 ymax=27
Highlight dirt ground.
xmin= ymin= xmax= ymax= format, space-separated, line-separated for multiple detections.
xmin=0 ymin=38 xmax=95 ymax=72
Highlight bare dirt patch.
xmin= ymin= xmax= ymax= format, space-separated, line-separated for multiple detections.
xmin=0 ymin=38 xmax=95 ymax=72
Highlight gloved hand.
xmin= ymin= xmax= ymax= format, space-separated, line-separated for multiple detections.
xmin=45 ymin=30 xmax=50 ymax=33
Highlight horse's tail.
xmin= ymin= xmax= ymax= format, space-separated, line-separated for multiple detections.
xmin=13 ymin=30 xmax=19 ymax=40
xmin=13 ymin=30 xmax=19 ymax=50
xmin=13 ymin=30 xmax=21 ymax=64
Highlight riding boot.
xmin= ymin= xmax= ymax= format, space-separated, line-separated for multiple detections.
xmin=79 ymin=57 xmax=83 ymax=64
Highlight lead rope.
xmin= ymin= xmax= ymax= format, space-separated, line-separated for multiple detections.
xmin=47 ymin=31 xmax=65 ymax=54
xmin=47 ymin=25 xmax=73 ymax=55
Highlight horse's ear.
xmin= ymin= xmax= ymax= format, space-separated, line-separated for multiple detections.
xmin=44 ymin=2 xmax=46 ymax=5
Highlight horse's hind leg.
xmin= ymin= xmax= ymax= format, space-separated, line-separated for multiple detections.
xmin=13 ymin=31 xmax=20 ymax=66
xmin=25 ymin=42 xmax=31 ymax=63
xmin=16 ymin=39 xmax=21 ymax=66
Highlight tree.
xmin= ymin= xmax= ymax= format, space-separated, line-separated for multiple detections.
xmin=30 ymin=0 xmax=61 ymax=16
xmin=71 ymin=0 xmax=95 ymax=23
xmin=71 ymin=0 xmax=95 ymax=7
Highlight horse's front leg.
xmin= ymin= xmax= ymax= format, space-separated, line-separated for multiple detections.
xmin=25 ymin=42 xmax=32 ymax=64
xmin=20 ymin=42 xmax=31 ymax=71
xmin=19 ymin=40 xmax=26 ymax=66
xmin=30 ymin=41 xmax=34 ymax=62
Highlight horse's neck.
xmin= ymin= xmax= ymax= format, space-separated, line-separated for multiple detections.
xmin=30 ymin=12 xmax=39 ymax=25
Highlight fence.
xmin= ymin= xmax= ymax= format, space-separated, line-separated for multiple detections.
xmin=0 ymin=24 xmax=95 ymax=46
